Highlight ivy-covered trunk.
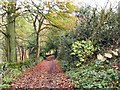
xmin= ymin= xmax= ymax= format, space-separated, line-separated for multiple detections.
xmin=6 ymin=1 xmax=17 ymax=62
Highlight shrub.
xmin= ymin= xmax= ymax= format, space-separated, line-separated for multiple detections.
xmin=0 ymin=84 xmax=10 ymax=88
xmin=58 ymin=33 xmax=77 ymax=68
xmin=0 ymin=59 xmax=36 ymax=88
xmin=2 ymin=69 xmax=21 ymax=84
xmin=71 ymin=40 xmax=96 ymax=66
xmin=75 ymin=6 xmax=119 ymax=48
xmin=58 ymin=6 xmax=119 ymax=69
xmin=0 ymin=59 xmax=35 ymax=71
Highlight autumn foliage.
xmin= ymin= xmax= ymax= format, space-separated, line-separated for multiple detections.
xmin=11 ymin=55 xmax=74 ymax=88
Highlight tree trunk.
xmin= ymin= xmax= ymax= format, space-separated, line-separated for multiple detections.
xmin=21 ymin=46 xmax=25 ymax=61
xmin=17 ymin=45 xmax=21 ymax=61
xmin=36 ymin=33 xmax=40 ymax=59
xmin=6 ymin=35 xmax=10 ymax=62
xmin=118 ymin=1 xmax=120 ymax=28
xmin=6 ymin=1 xmax=17 ymax=62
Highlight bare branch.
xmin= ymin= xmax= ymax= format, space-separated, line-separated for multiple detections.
xmin=16 ymin=36 xmax=33 ymax=45
xmin=43 ymin=23 xmax=51 ymax=26
xmin=33 ymin=15 xmax=38 ymax=32
xmin=38 ymin=16 xmax=45 ymax=33
xmin=0 ymin=29 xmax=7 ymax=37
xmin=40 ymin=26 xmax=50 ymax=31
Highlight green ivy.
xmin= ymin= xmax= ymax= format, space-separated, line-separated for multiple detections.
xmin=66 ymin=61 xmax=120 ymax=88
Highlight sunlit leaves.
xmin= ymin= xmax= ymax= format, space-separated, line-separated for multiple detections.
xmin=71 ymin=40 xmax=96 ymax=65
xmin=45 ymin=2 xmax=77 ymax=30
xmin=47 ymin=12 xmax=76 ymax=30
xmin=16 ymin=16 xmax=34 ymax=46
xmin=66 ymin=2 xmax=77 ymax=13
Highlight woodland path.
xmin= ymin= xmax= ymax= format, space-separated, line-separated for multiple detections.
xmin=11 ymin=55 xmax=74 ymax=88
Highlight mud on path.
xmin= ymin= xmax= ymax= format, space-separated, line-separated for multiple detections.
xmin=11 ymin=55 xmax=74 ymax=88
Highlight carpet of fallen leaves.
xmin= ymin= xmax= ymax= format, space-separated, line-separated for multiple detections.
xmin=11 ymin=55 xmax=75 ymax=88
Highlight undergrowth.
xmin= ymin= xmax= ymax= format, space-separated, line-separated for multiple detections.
xmin=66 ymin=60 xmax=120 ymax=88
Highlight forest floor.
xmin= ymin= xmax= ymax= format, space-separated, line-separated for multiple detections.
xmin=11 ymin=55 xmax=74 ymax=88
